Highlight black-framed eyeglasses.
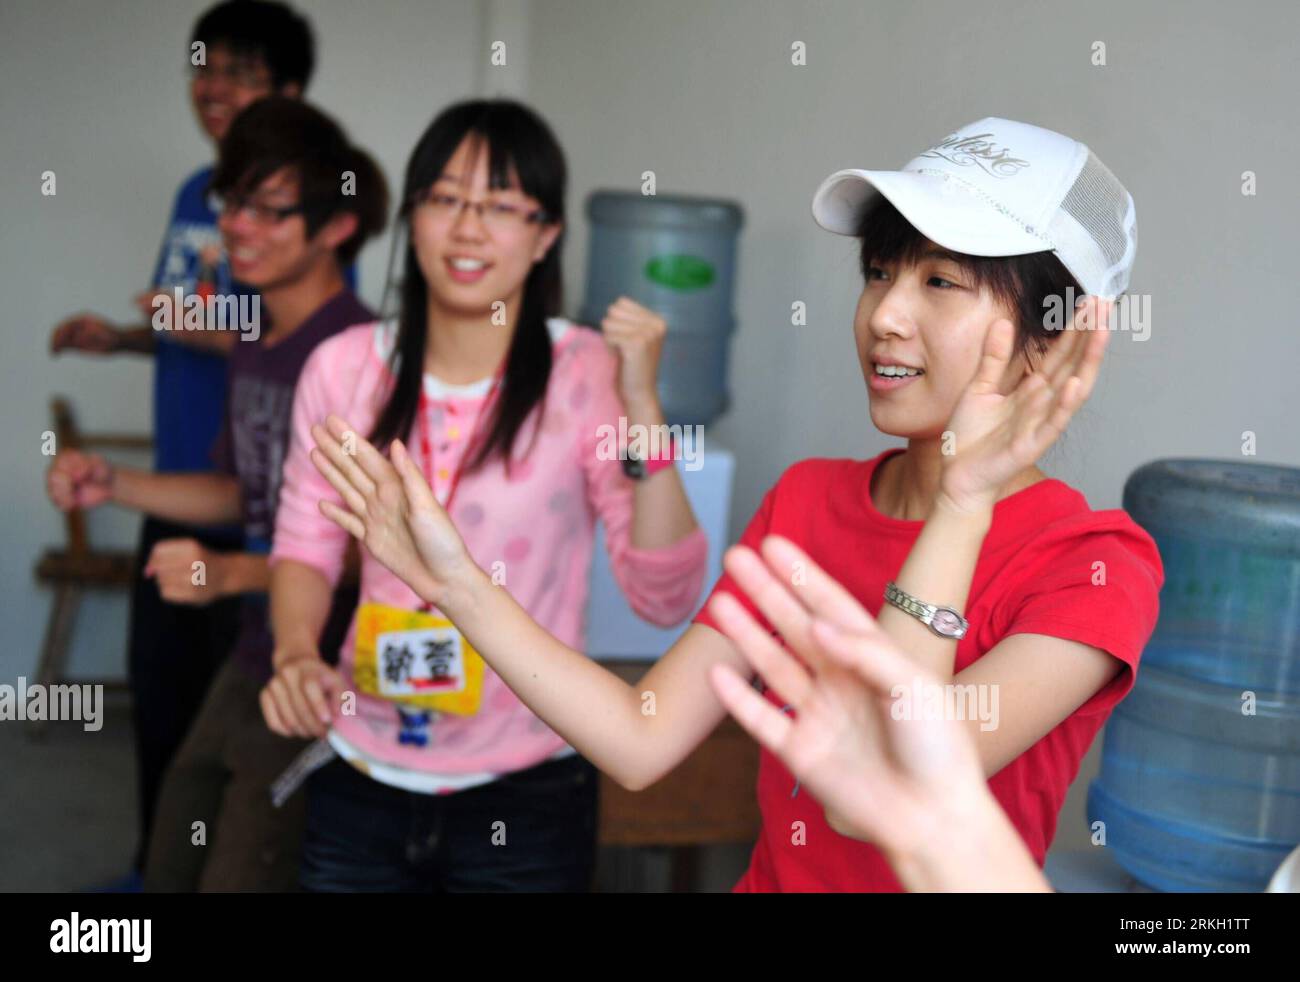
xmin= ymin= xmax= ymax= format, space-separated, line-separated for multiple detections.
xmin=409 ymin=188 xmax=549 ymax=229
xmin=214 ymin=192 xmax=310 ymax=226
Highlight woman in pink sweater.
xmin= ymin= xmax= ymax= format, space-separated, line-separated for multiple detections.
xmin=260 ymin=100 xmax=708 ymax=892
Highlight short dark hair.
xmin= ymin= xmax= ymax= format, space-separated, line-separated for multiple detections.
xmin=856 ymin=196 xmax=1083 ymax=365
xmin=210 ymin=97 xmax=388 ymax=266
xmin=191 ymin=0 xmax=315 ymax=91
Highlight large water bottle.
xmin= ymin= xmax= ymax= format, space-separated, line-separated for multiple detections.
xmin=579 ymin=190 xmax=744 ymax=427
xmin=1088 ymin=459 xmax=1300 ymax=891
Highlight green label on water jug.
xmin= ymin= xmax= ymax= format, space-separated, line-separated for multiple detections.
xmin=644 ymin=254 xmax=715 ymax=291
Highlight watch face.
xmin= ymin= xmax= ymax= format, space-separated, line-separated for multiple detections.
xmin=621 ymin=455 xmax=646 ymax=480
xmin=930 ymin=609 xmax=965 ymax=637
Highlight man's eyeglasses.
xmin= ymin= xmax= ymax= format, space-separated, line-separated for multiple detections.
xmin=189 ymin=62 xmax=273 ymax=90
xmin=215 ymin=193 xmax=310 ymax=226
xmin=410 ymin=188 xmax=549 ymax=230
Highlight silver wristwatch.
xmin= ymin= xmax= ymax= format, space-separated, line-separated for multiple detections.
xmin=883 ymin=581 xmax=969 ymax=639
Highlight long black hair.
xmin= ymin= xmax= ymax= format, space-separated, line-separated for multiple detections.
xmin=370 ymin=100 xmax=567 ymax=475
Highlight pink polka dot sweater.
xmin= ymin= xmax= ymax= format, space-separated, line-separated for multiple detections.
xmin=271 ymin=317 xmax=710 ymax=776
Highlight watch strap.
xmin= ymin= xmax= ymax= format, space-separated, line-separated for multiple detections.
xmin=883 ymin=581 xmax=969 ymax=639
xmin=622 ymin=437 xmax=677 ymax=480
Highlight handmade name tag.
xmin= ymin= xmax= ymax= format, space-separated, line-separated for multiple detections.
xmin=352 ymin=602 xmax=484 ymax=715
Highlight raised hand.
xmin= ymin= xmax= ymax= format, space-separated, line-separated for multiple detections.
xmin=600 ymin=296 xmax=667 ymax=411
xmin=706 ymin=535 xmax=989 ymax=857
xmin=939 ymin=299 xmax=1110 ymax=514
xmin=309 ymin=415 xmax=474 ymax=608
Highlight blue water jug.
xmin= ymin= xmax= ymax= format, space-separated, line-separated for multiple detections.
xmin=1089 ymin=459 xmax=1300 ymax=891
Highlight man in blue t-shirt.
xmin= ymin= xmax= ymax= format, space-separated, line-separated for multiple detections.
xmin=47 ymin=1 xmax=316 ymax=888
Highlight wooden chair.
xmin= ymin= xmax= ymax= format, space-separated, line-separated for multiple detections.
xmin=30 ymin=398 xmax=149 ymax=735
xmin=597 ymin=660 xmax=762 ymax=891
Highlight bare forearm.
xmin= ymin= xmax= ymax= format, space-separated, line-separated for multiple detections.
xmin=876 ymin=495 xmax=992 ymax=679
xmin=110 ymin=468 xmax=241 ymax=525
xmin=270 ymin=560 xmax=333 ymax=666
xmin=115 ymin=324 xmax=158 ymax=354
xmin=162 ymin=327 xmax=236 ymax=354
xmin=624 ymin=394 xmax=699 ymax=547
xmin=440 ymin=565 xmax=659 ymax=787
xmin=218 ymin=553 xmax=269 ymax=596
xmin=886 ymin=788 xmax=1051 ymax=892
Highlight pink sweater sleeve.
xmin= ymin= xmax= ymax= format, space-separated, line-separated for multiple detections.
xmin=269 ymin=332 xmax=357 ymax=587
xmin=577 ymin=335 xmax=709 ymax=627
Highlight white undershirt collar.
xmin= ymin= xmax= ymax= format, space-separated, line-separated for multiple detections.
xmin=374 ymin=317 xmax=571 ymax=402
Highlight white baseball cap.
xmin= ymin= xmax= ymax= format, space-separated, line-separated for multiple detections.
xmin=811 ymin=117 xmax=1137 ymax=298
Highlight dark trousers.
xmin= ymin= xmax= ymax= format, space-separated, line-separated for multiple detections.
xmin=300 ymin=753 xmax=599 ymax=893
xmin=127 ymin=516 xmax=242 ymax=871
xmin=142 ymin=581 xmax=358 ymax=892
xmin=143 ymin=658 xmax=310 ymax=892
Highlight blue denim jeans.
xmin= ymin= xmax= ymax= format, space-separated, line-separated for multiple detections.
xmin=299 ymin=753 xmax=598 ymax=892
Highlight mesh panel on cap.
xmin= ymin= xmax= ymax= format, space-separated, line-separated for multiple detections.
xmin=1053 ymin=150 xmax=1137 ymax=296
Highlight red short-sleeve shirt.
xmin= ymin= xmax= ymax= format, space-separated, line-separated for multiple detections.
xmin=692 ymin=448 xmax=1164 ymax=892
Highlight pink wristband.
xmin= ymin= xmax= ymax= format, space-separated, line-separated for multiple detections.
xmin=643 ymin=438 xmax=677 ymax=477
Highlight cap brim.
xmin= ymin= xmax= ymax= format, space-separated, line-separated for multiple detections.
xmin=811 ymin=168 xmax=1050 ymax=257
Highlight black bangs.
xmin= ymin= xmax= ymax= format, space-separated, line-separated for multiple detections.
xmin=856 ymin=194 xmax=1009 ymax=295
xmin=191 ymin=1 xmax=315 ymax=90
xmin=854 ymin=194 xmax=1084 ymax=365
xmin=400 ymin=101 xmax=564 ymax=224
xmin=209 ymin=97 xmax=388 ymax=267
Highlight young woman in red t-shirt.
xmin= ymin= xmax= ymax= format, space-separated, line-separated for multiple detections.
xmin=709 ymin=533 xmax=1054 ymax=891
xmin=302 ymin=117 xmax=1163 ymax=891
